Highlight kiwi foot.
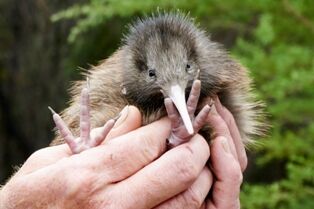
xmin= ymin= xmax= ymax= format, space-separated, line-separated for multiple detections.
xmin=49 ymin=84 xmax=116 ymax=154
xmin=164 ymin=79 xmax=211 ymax=147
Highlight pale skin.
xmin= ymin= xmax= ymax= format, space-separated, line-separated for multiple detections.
xmin=0 ymin=82 xmax=246 ymax=209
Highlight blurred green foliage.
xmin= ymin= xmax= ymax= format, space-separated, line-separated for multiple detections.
xmin=52 ymin=0 xmax=314 ymax=208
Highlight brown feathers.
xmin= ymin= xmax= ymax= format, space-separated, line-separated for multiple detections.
xmin=51 ymin=13 xmax=265 ymax=146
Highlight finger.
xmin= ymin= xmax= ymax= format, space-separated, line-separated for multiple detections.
xmin=214 ymin=97 xmax=247 ymax=171
xmin=207 ymin=137 xmax=242 ymax=209
xmin=20 ymin=106 xmax=142 ymax=175
xmin=113 ymin=134 xmax=210 ymax=209
xmin=77 ymin=118 xmax=171 ymax=183
xmin=155 ymin=168 xmax=213 ymax=209
xmin=80 ymin=87 xmax=91 ymax=143
xmin=106 ymin=106 xmax=142 ymax=140
xmin=206 ymin=104 xmax=238 ymax=160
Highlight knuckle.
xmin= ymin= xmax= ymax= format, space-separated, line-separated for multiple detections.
xmin=183 ymin=188 xmax=203 ymax=208
xmin=239 ymin=153 xmax=248 ymax=172
xmin=30 ymin=148 xmax=46 ymax=158
xmin=63 ymin=166 xmax=96 ymax=198
xmin=27 ymin=147 xmax=51 ymax=163
xmin=235 ymin=171 xmax=243 ymax=185
xmin=28 ymin=151 xmax=41 ymax=161
xmin=228 ymin=164 xmax=243 ymax=185
xmin=137 ymin=132 xmax=160 ymax=160
xmin=218 ymin=155 xmax=243 ymax=186
xmin=173 ymin=147 xmax=199 ymax=185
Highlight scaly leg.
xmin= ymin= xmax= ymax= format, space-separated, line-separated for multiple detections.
xmin=164 ymin=79 xmax=211 ymax=147
xmin=49 ymin=83 xmax=115 ymax=154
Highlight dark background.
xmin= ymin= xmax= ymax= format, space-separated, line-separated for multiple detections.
xmin=0 ymin=1 xmax=313 ymax=208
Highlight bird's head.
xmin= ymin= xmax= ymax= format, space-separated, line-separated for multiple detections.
xmin=121 ymin=13 xmax=221 ymax=133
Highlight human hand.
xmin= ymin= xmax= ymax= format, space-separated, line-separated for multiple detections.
xmin=0 ymin=106 xmax=211 ymax=209
xmin=206 ymin=97 xmax=247 ymax=209
xmin=156 ymin=97 xmax=247 ymax=209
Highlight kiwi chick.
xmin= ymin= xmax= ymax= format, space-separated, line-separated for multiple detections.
xmin=51 ymin=12 xmax=264 ymax=148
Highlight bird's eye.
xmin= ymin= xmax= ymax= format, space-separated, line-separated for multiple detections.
xmin=148 ymin=69 xmax=156 ymax=78
xmin=186 ymin=64 xmax=193 ymax=73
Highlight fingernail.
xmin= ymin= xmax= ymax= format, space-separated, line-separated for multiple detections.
xmin=113 ymin=106 xmax=129 ymax=128
xmin=221 ymin=137 xmax=230 ymax=153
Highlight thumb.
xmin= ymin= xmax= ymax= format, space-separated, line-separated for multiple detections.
xmin=105 ymin=105 xmax=142 ymax=140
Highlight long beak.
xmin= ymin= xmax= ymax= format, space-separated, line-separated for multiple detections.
xmin=168 ymin=85 xmax=194 ymax=135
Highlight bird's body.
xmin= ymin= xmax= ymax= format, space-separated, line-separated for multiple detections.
xmin=51 ymin=13 xmax=264 ymax=146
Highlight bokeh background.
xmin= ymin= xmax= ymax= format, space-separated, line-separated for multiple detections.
xmin=0 ymin=0 xmax=313 ymax=208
